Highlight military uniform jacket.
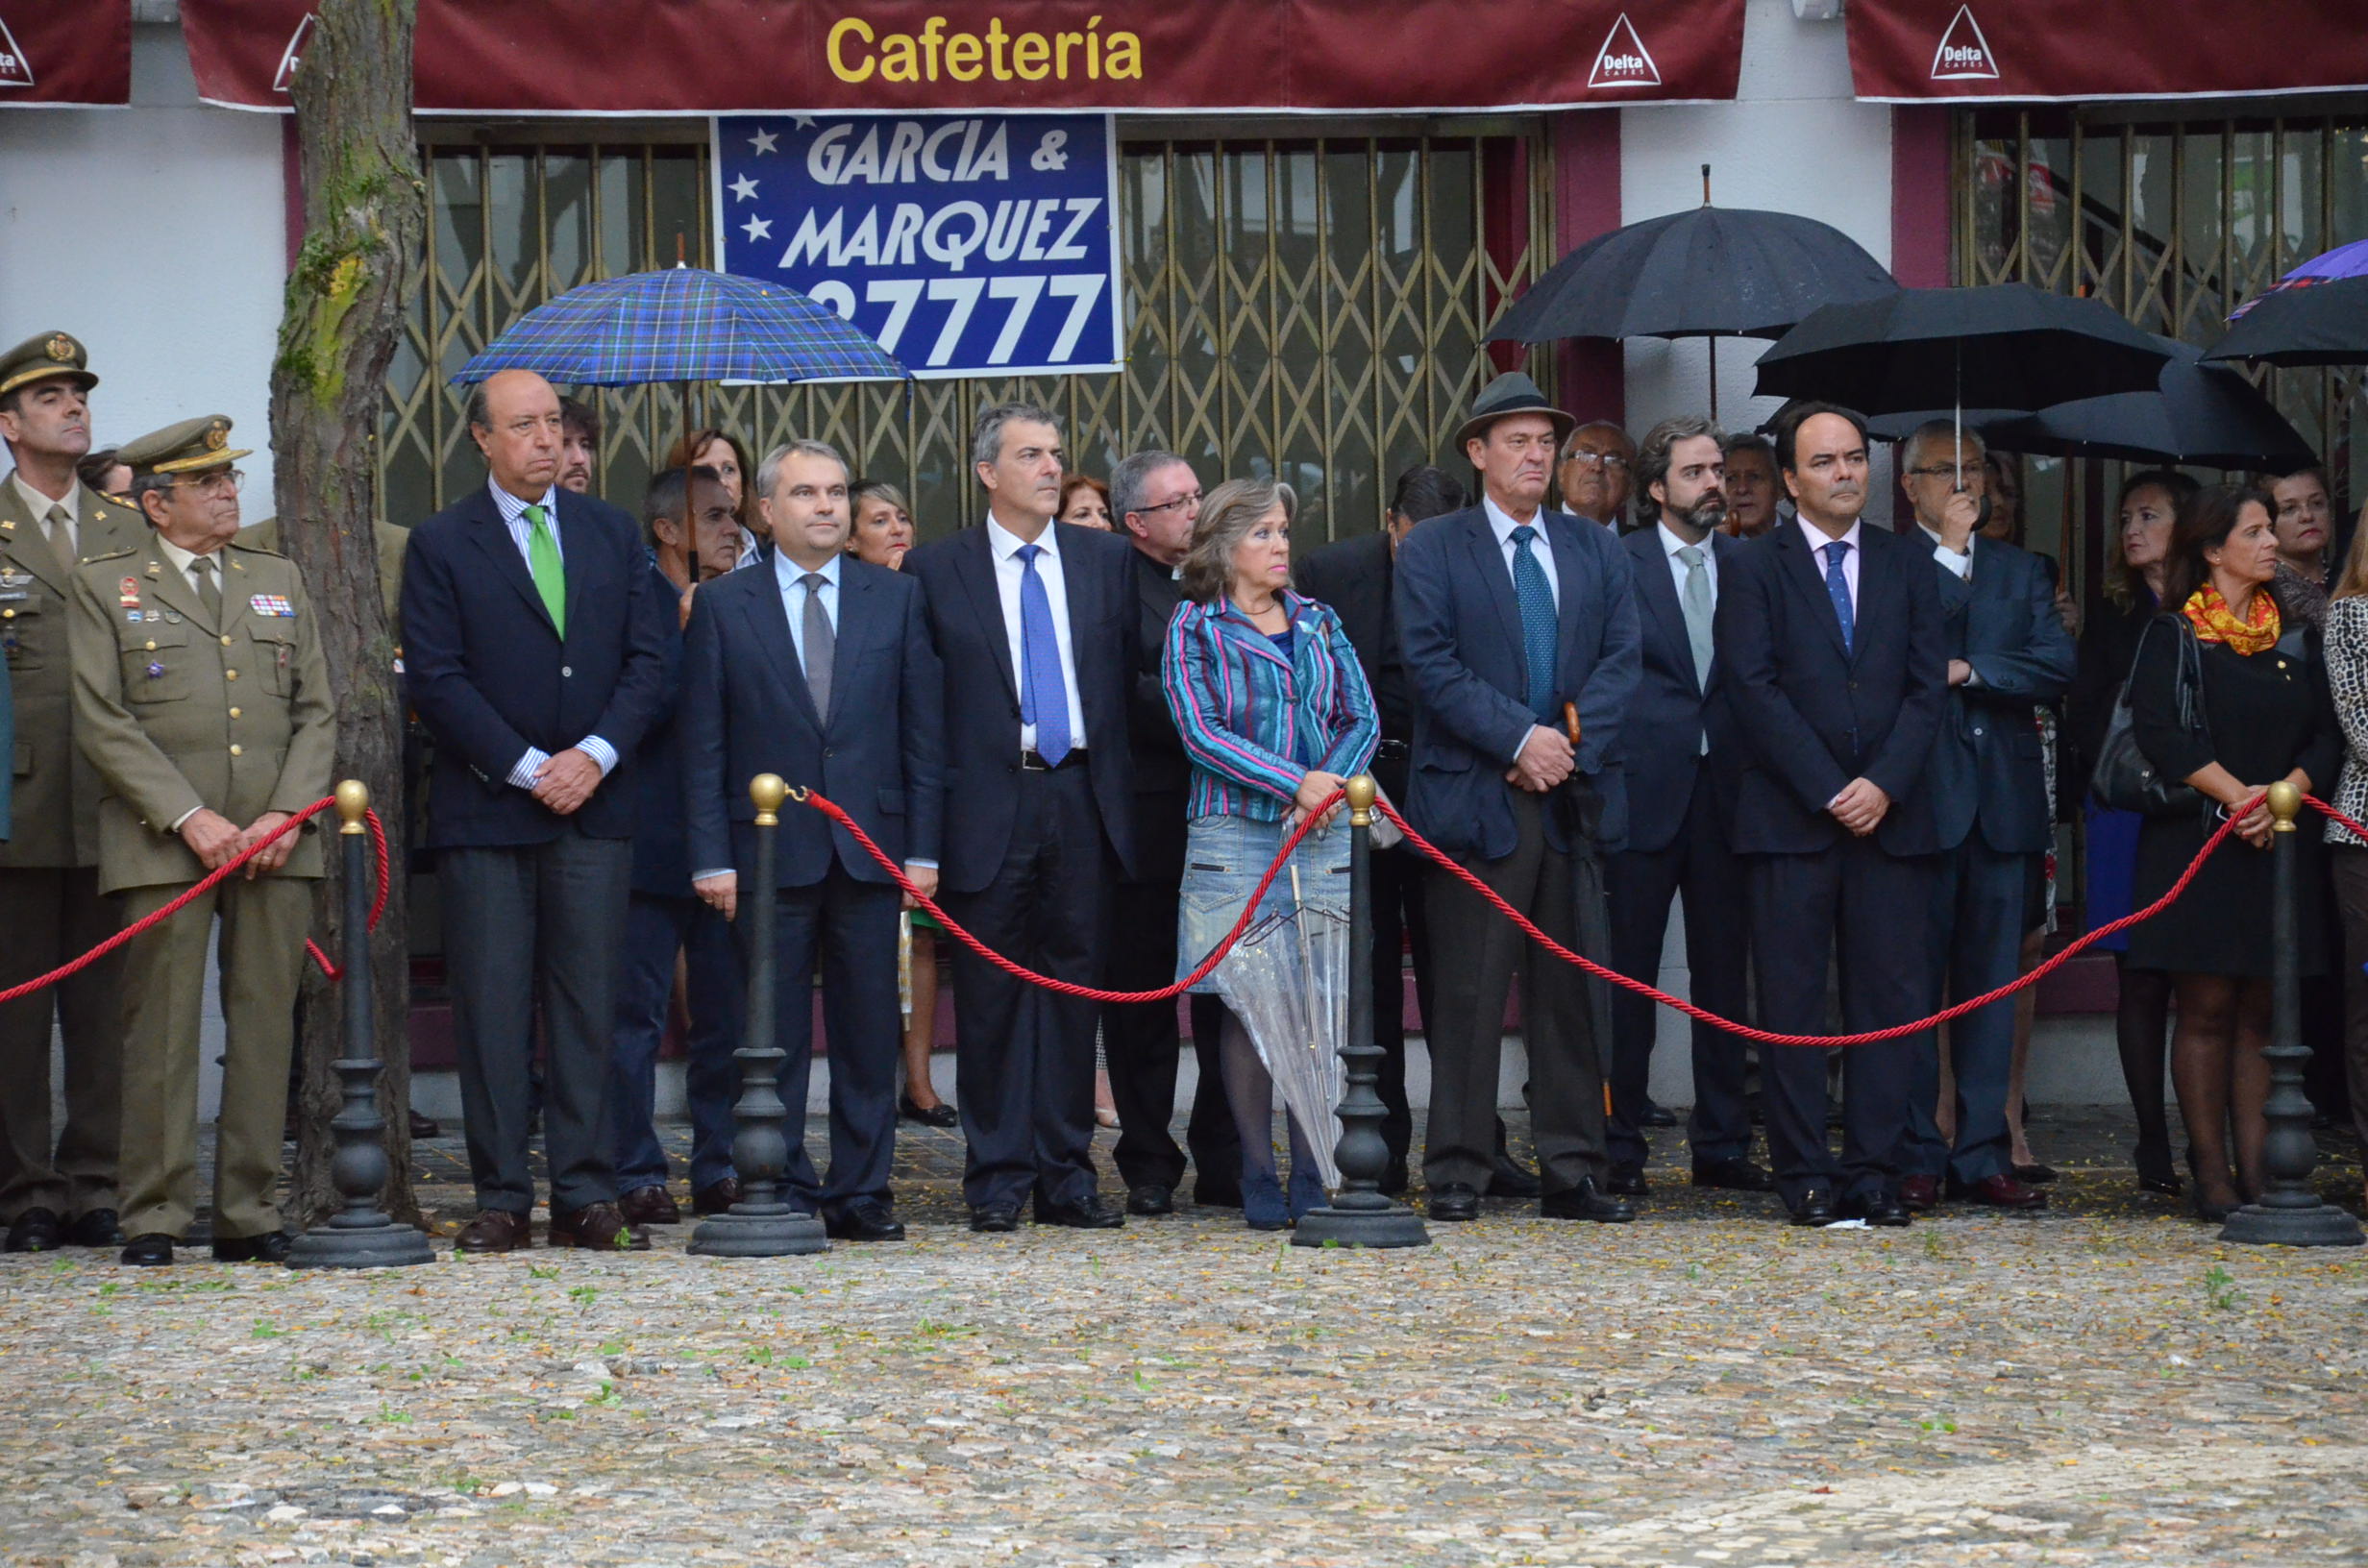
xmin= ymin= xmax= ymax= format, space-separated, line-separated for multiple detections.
xmin=66 ymin=539 xmax=336 ymax=894
xmin=0 ymin=479 xmax=145 ymax=867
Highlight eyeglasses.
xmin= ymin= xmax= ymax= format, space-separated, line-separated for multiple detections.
xmin=1564 ymin=452 xmax=1630 ymax=472
xmin=172 ymin=469 xmax=245 ymax=496
xmin=1140 ymin=490 xmax=1203 ymax=515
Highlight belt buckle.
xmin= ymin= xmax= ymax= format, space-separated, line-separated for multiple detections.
xmin=1021 ymin=748 xmax=1048 ymax=772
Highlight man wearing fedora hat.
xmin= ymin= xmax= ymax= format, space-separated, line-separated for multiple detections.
xmin=1394 ymin=371 xmax=1641 ymax=1224
xmin=0 ymin=331 xmax=145 ymax=1255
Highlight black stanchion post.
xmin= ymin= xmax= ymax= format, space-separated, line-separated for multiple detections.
xmin=1295 ymin=775 xmax=1430 ymax=1249
xmin=2221 ymin=782 xmax=2363 ymax=1247
xmin=690 ymin=773 xmax=828 ymax=1258
xmin=288 ymin=781 xmax=433 ymax=1269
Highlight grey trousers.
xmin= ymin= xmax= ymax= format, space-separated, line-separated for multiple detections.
xmin=441 ymin=825 xmax=632 ymax=1216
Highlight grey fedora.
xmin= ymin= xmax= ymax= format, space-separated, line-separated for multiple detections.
xmin=1455 ymin=371 xmax=1577 ymax=451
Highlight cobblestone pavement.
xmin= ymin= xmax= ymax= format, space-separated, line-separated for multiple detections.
xmin=5 ymin=1112 xmax=2365 ymax=1568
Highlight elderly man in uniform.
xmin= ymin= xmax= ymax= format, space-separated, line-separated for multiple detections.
xmin=67 ymin=417 xmax=335 ymax=1266
xmin=0 ymin=331 xmax=144 ymax=1255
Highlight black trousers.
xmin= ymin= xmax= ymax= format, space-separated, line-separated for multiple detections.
xmin=1101 ymin=874 xmax=1237 ymax=1192
xmin=1366 ymin=838 xmax=1430 ymax=1174
xmin=1605 ymin=783 xmax=1753 ymax=1168
xmin=942 ymin=765 xmax=1108 ymax=1213
xmin=1746 ymin=839 xmax=1935 ymax=1210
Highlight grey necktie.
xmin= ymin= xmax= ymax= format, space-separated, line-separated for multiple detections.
xmin=190 ymin=554 xmax=222 ymax=624
xmin=1675 ymin=543 xmax=1714 ymax=688
xmin=43 ymin=503 xmax=71 ymax=561
xmin=800 ymin=572 xmax=833 ymax=716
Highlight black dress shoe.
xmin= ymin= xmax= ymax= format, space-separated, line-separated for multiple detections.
xmin=1191 ymin=1179 xmax=1243 ymax=1210
xmin=213 ymin=1231 xmax=295 ymax=1263
xmin=1379 ymin=1158 xmax=1410 ymax=1199
xmin=1690 ymin=1158 xmax=1775 ymax=1193
xmin=1838 ymin=1192 xmax=1912 ymax=1227
xmin=1427 ymin=1182 xmax=1481 ymax=1222
xmin=969 ymin=1204 xmax=1021 ymax=1234
xmin=1606 ymin=1162 xmax=1649 ymax=1197
xmin=899 ymin=1095 xmax=960 ymax=1129
xmin=1035 ymin=1195 xmax=1125 ymax=1230
xmin=1125 ymin=1183 xmax=1174 ymax=1217
xmin=1541 ymin=1177 xmax=1636 ymax=1222
xmin=1643 ymin=1099 xmax=1679 ymax=1129
xmin=4 ymin=1207 xmax=63 ymax=1253
xmin=2012 ymin=1162 xmax=2059 ymax=1186
xmin=65 ymin=1209 xmax=125 ymax=1248
xmin=407 ymin=1109 xmax=442 ymax=1139
xmin=1486 ymin=1153 xmax=1542 ymax=1199
xmin=1788 ymin=1190 xmax=1837 ymax=1228
xmin=824 ymin=1200 xmax=906 ymax=1242
xmin=120 ymin=1233 xmax=176 ymax=1266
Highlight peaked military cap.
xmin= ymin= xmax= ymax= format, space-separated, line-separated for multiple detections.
xmin=1456 ymin=371 xmax=1577 ymax=451
xmin=118 ymin=415 xmax=252 ymax=478
xmin=0 ymin=330 xmax=99 ymax=400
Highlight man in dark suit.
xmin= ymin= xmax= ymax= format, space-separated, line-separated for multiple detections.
xmin=1101 ymin=449 xmax=1238 ymax=1215
xmin=401 ymin=368 xmax=671 ymax=1253
xmin=905 ymin=403 xmax=1139 ymax=1232
xmin=1896 ymin=422 xmax=2072 ymax=1213
xmin=685 ymin=439 xmax=942 ymax=1242
xmin=1714 ymin=402 xmax=1947 ymax=1228
xmin=1396 ymin=372 xmax=1641 ymax=1225
xmin=607 ymin=466 xmax=745 ymax=1231
xmin=1605 ymin=418 xmax=1769 ymax=1199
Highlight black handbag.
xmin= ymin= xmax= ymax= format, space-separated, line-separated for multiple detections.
xmin=2090 ymin=616 xmax=2209 ymax=817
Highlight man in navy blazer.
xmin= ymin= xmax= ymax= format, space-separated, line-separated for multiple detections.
xmin=401 ymin=368 xmax=671 ymax=1253
xmin=1714 ymin=402 xmax=1947 ymax=1228
xmin=905 ymin=403 xmax=1139 ymax=1232
xmin=1895 ymin=423 xmax=2073 ymax=1213
xmin=684 ymin=439 xmax=942 ymax=1242
xmin=1396 ymin=372 xmax=1641 ymax=1225
xmin=1605 ymin=417 xmax=1770 ymax=1201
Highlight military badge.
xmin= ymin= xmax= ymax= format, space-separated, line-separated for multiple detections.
xmin=44 ymin=334 xmax=74 ymax=363
xmin=249 ymin=594 xmax=295 ymax=617
xmin=118 ymin=576 xmax=140 ymax=609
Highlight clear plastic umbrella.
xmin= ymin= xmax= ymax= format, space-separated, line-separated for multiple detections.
xmin=1212 ymin=865 xmax=1349 ymax=1189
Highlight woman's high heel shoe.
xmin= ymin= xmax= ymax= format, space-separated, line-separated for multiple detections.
xmin=1287 ymin=1164 xmax=1327 ymax=1222
xmin=2134 ymin=1142 xmax=2183 ymax=1197
xmin=1241 ymin=1171 xmax=1289 ymax=1231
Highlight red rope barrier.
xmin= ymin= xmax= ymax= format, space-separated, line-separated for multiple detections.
xmin=0 ymin=796 xmax=387 ymax=1006
xmin=307 ymin=806 xmax=392 ymax=980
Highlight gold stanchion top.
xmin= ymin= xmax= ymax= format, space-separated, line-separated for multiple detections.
xmin=335 ymin=778 xmax=370 ymax=835
xmin=1345 ymin=773 xmax=1377 ymax=827
xmin=751 ymin=772 xmax=789 ymax=827
xmin=2267 ymin=780 xmax=2301 ymax=832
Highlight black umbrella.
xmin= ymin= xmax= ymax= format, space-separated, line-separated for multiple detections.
xmin=2015 ymin=334 xmax=2315 ymax=469
xmin=2202 ymin=276 xmax=2368 ymax=368
xmin=1487 ymin=167 xmax=1897 ymax=419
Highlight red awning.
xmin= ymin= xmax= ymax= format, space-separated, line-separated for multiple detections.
xmin=1848 ymin=0 xmax=2368 ymax=103
xmin=180 ymin=0 xmax=1742 ymax=115
xmin=0 ymin=1 xmax=131 ymax=107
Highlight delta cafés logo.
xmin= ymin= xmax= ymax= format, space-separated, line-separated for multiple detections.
xmin=0 ymin=11 xmax=36 ymax=90
xmin=1588 ymin=12 xmax=1662 ymax=90
xmin=1931 ymin=4 xmax=2000 ymax=81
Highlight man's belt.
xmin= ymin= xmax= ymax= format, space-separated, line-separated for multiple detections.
xmin=1020 ymin=747 xmax=1088 ymax=772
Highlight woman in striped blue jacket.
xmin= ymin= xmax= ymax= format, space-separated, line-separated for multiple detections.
xmin=1162 ymin=476 xmax=1379 ymax=1228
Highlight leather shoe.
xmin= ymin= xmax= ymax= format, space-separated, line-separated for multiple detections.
xmin=969 ymin=1204 xmax=1021 ymax=1233
xmin=1690 ymin=1158 xmax=1775 ymax=1193
xmin=1898 ymin=1175 xmax=1941 ymax=1212
xmin=1642 ymin=1099 xmax=1679 ymax=1128
xmin=824 ymin=1200 xmax=905 ymax=1242
xmin=66 ymin=1209 xmax=125 ymax=1248
xmin=1379 ymin=1158 xmax=1410 ymax=1198
xmin=212 ymin=1230 xmax=294 ymax=1263
xmin=618 ymin=1185 xmax=681 ymax=1226
xmin=1035 ymin=1195 xmax=1125 ymax=1230
xmin=1192 ymin=1178 xmax=1243 ymax=1209
xmin=2012 ymin=1162 xmax=2059 ymax=1185
xmin=1541 ymin=1177 xmax=1636 ymax=1222
xmin=692 ymin=1178 xmax=742 ymax=1216
xmin=1428 ymin=1182 xmax=1481 ymax=1222
xmin=1788 ymin=1190 xmax=1837 ymax=1227
xmin=1486 ymin=1152 xmax=1543 ymax=1199
xmin=1949 ymin=1172 xmax=2047 ymax=1210
xmin=1125 ymin=1183 xmax=1174 ymax=1217
xmin=5 ymin=1207 xmax=63 ymax=1253
xmin=120 ymin=1232 xmax=175 ymax=1266
xmin=899 ymin=1094 xmax=960 ymax=1129
xmin=1606 ymin=1162 xmax=1649 ymax=1197
xmin=549 ymin=1202 xmax=651 ymax=1251
xmin=455 ymin=1209 xmax=533 ymax=1254
xmin=1838 ymin=1191 xmax=1912 ymax=1227
xmin=408 ymin=1109 xmax=442 ymax=1139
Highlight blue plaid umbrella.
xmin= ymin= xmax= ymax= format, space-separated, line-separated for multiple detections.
xmin=451 ymin=266 xmax=905 ymax=386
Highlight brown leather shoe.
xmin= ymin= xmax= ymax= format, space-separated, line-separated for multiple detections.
xmin=549 ymin=1201 xmax=651 ymax=1251
xmin=1948 ymin=1172 xmax=2048 ymax=1210
xmin=618 ymin=1185 xmax=681 ymax=1226
xmin=692 ymin=1177 xmax=742 ymax=1215
xmin=1898 ymin=1175 xmax=1941 ymax=1212
xmin=455 ymin=1210 xmax=533 ymax=1254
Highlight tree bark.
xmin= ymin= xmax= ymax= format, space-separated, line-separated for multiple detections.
xmin=268 ymin=0 xmax=425 ymax=1227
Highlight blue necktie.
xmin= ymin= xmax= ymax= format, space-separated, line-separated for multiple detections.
xmin=1823 ymin=539 xmax=1855 ymax=655
xmin=1510 ymin=525 xmax=1559 ymax=720
xmin=1015 ymin=543 xmax=1073 ymax=765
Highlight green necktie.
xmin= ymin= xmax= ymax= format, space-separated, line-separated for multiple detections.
xmin=524 ymin=502 xmax=565 ymax=636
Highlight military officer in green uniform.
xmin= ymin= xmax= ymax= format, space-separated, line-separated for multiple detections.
xmin=68 ymin=416 xmax=335 ymax=1266
xmin=0 ymin=331 xmax=143 ymax=1255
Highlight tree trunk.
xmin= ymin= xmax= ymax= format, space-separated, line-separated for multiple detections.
xmin=268 ymin=0 xmax=425 ymax=1227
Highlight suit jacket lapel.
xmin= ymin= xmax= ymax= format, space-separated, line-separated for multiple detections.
xmin=824 ymin=565 xmax=875 ymax=730
xmin=555 ymin=499 xmax=601 ymax=642
xmin=1464 ymin=513 xmax=1524 ymax=667
xmin=1546 ymin=515 xmax=1587 ymax=680
xmin=741 ymin=568 xmax=823 ymax=732
xmin=141 ymin=548 xmax=212 ymax=634
xmin=1630 ymin=532 xmax=1698 ymax=697
xmin=471 ymin=493 xmax=558 ymax=637
xmin=1779 ymin=524 xmax=1852 ymax=661
xmin=0 ymin=480 xmax=69 ymax=597
xmin=217 ymin=548 xmax=257 ymax=641
xmin=958 ymin=525 xmax=1018 ymax=704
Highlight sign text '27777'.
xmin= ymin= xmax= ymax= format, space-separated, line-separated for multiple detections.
xmin=714 ymin=112 xmax=1122 ymax=380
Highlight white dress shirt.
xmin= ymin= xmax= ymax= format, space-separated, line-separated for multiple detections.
xmin=485 ymin=480 xmax=617 ymax=789
xmin=735 ymin=526 xmax=763 ymax=572
xmin=985 ymin=512 xmax=1089 ymax=753
xmin=10 ymin=471 xmax=81 ymax=557
xmin=1796 ymin=514 xmax=1862 ymax=614
xmin=1656 ymin=520 xmax=1717 ymax=601
xmin=1482 ymin=494 xmax=1561 ymax=609
xmin=777 ymin=547 xmax=840 ymax=673
xmin=1916 ymin=523 xmax=1975 ymax=581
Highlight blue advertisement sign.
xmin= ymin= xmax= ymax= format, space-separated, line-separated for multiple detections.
xmin=713 ymin=112 xmax=1122 ymax=380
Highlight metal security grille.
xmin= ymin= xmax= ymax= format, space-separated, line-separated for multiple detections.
xmin=382 ymin=123 xmax=1552 ymax=543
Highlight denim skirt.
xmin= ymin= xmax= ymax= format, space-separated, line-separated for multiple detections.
xmin=1175 ymin=811 xmax=1352 ymax=993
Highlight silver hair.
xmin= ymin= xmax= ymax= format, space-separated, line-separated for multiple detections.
xmin=971 ymin=401 xmax=1062 ymax=468
xmin=1178 ymin=477 xmax=1296 ymax=605
xmin=1901 ymin=418 xmax=1986 ymax=476
xmin=755 ymin=438 xmax=849 ymax=501
xmin=1108 ymin=450 xmax=1191 ymax=529
xmin=1633 ymin=415 xmax=1726 ymax=527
